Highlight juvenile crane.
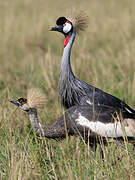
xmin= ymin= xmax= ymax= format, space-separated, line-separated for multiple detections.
xmin=50 ymin=10 xmax=135 ymax=115
xmin=9 ymin=88 xmax=135 ymax=148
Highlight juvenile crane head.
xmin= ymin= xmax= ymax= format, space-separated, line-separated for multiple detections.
xmin=50 ymin=10 xmax=89 ymax=47
xmin=9 ymin=88 xmax=46 ymax=112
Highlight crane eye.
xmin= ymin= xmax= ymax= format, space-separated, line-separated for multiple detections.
xmin=63 ymin=22 xmax=72 ymax=33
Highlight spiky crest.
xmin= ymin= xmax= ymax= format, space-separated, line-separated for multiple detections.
xmin=66 ymin=9 xmax=89 ymax=32
xmin=27 ymin=88 xmax=46 ymax=109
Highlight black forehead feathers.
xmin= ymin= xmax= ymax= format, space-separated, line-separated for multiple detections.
xmin=56 ymin=17 xmax=67 ymax=25
xmin=18 ymin=98 xmax=27 ymax=105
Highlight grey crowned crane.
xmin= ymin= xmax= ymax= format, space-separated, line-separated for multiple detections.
xmin=50 ymin=10 xmax=135 ymax=115
xmin=9 ymin=88 xmax=135 ymax=151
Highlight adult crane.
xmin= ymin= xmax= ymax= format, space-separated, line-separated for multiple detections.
xmin=50 ymin=10 xmax=135 ymax=114
xmin=9 ymin=88 xmax=135 ymax=151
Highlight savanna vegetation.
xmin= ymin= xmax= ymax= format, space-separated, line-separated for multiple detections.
xmin=0 ymin=0 xmax=135 ymax=179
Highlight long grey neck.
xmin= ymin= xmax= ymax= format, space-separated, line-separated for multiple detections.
xmin=58 ymin=30 xmax=84 ymax=108
xmin=27 ymin=108 xmax=67 ymax=138
xmin=59 ymin=30 xmax=76 ymax=81
xmin=27 ymin=108 xmax=44 ymax=136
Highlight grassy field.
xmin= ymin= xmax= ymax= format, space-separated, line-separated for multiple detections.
xmin=0 ymin=0 xmax=135 ymax=179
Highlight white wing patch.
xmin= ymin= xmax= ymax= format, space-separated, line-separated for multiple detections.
xmin=76 ymin=113 xmax=135 ymax=137
xmin=86 ymin=100 xmax=92 ymax=105
xmin=86 ymin=100 xmax=100 ymax=106
xmin=124 ymin=107 xmax=132 ymax=113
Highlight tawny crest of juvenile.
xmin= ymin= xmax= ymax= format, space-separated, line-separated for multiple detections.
xmin=27 ymin=88 xmax=46 ymax=109
xmin=66 ymin=9 xmax=89 ymax=32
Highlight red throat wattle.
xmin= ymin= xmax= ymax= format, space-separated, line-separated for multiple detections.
xmin=64 ymin=36 xmax=69 ymax=47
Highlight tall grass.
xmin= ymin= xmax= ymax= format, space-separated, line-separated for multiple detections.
xmin=0 ymin=0 xmax=135 ymax=179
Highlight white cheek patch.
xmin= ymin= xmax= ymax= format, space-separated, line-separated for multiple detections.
xmin=63 ymin=22 xmax=72 ymax=33
xmin=76 ymin=113 xmax=135 ymax=137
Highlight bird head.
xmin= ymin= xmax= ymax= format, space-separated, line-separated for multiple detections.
xmin=9 ymin=88 xmax=46 ymax=112
xmin=50 ymin=10 xmax=89 ymax=36
xmin=9 ymin=98 xmax=30 ymax=112
xmin=50 ymin=17 xmax=73 ymax=35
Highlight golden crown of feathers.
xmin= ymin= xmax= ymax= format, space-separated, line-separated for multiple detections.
xmin=66 ymin=9 xmax=89 ymax=32
xmin=27 ymin=88 xmax=46 ymax=109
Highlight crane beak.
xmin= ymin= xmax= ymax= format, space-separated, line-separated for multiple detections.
xmin=9 ymin=100 xmax=20 ymax=107
xmin=50 ymin=25 xmax=63 ymax=32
